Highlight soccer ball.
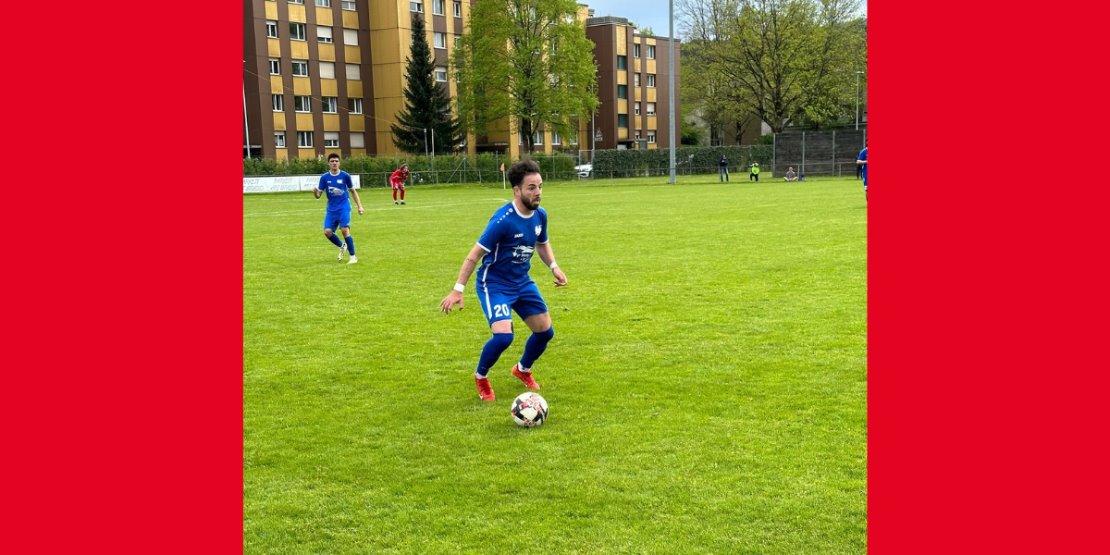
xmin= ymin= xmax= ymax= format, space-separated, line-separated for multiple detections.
xmin=510 ymin=392 xmax=549 ymax=428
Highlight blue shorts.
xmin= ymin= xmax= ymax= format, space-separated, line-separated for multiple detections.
xmin=478 ymin=281 xmax=548 ymax=325
xmin=323 ymin=209 xmax=351 ymax=231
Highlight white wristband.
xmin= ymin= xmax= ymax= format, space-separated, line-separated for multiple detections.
xmin=548 ymin=261 xmax=559 ymax=270
xmin=453 ymin=283 xmax=465 ymax=293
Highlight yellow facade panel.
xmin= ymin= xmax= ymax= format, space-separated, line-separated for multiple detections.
xmin=646 ymin=59 xmax=656 ymax=74
xmin=268 ymin=39 xmax=281 ymax=57
xmin=618 ymin=127 xmax=628 ymax=140
xmin=349 ymin=116 xmax=365 ymax=132
xmin=265 ymin=2 xmax=278 ymax=19
xmin=276 ymin=149 xmax=289 ymax=161
xmin=634 ymin=58 xmax=641 ymax=73
xmin=272 ymin=113 xmax=286 ymax=131
xmin=618 ymin=99 xmax=628 ymax=113
xmin=296 ymin=113 xmax=314 ymax=129
xmin=369 ymin=30 xmax=403 ymax=65
xmin=288 ymin=4 xmax=306 ymax=22
xmin=646 ymin=116 xmax=658 ymax=129
xmin=322 ymin=114 xmax=340 ymax=130
xmin=370 ymin=1 xmax=401 ymax=27
xmin=647 ymin=88 xmax=657 ymax=103
xmin=320 ymin=80 xmax=338 ymax=96
xmin=616 ymin=29 xmax=627 ymax=56
xmin=315 ymin=8 xmax=333 ymax=26
xmin=342 ymin=11 xmax=359 ymax=29
xmin=618 ymin=72 xmax=627 ymax=85
xmin=350 ymin=148 xmax=367 ymax=157
xmin=372 ymin=63 xmax=405 ymax=99
xmin=270 ymin=76 xmax=284 ymax=94
xmin=289 ymin=41 xmax=310 ymax=59
xmin=344 ymin=45 xmax=361 ymax=63
xmin=347 ymin=81 xmax=363 ymax=98
xmin=318 ymin=43 xmax=336 ymax=62
xmin=293 ymin=77 xmax=312 ymax=95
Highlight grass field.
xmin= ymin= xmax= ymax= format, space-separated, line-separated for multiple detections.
xmin=244 ymin=174 xmax=867 ymax=554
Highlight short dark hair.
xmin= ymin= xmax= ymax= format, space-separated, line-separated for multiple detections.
xmin=328 ymin=153 xmax=340 ymax=161
xmin=507 ymin=159 xmax=541 ymax=188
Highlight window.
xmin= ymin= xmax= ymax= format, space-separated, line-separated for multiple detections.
xmin=434 ymin=32 xmax=447 ymax=49
xmin=290 ymin=23 xmax=307 ymax=41
xmin=291 ymin=60 xmax=309 ymax=76
xmin=294 ymin=96 xmax=312 ymax=112
xmin=343 ymin=29 xmax=358 ymax=45
xmin=349 ymin=98 xmax=363 ymax=114
xmin=272 ymin=94 xmax=284 ymax=111
xmin=634 ymin=73 xmax=640 ymax=87
xmin=435 ymin=66 xmax=447 ymax=82
xmin=317 ymin=26 xmax=333 ymax=43
xmin=322 ymin=97 xmax=338 ymax=113
xmin=346 ymin=63 xmax=361 ymax=80
xmin=634 ymin=102 xmax=641 ymax=115
xmin=268 ymin=58 xmax=281 ymax=75
xmin=647 ymin=74 xmax=656 ymax=87
xmin=341 ymin=1 xmax=357 ymax=9
xmin=533 ymin=130 xmax=543 ymax=145
xmin=319 ymin=61 xmax=335 ymax=79
xmin=315 ymin=0 xmax=330 ymax=6
xmin=275 ymin=132 xmax=286 ymax=148
xmin=289 ymin=0 xmax=304 ymax=4
xmin=453 ymin=1 xmax=461 ymax=17
xmin=410 ymin=1 xmax=423 ymax=12
xmin=324 ymin=132 xmax=340 ymax=147
xmin=646 ymin=102 xmax=656 ymax=115
xmin=634 ymin=44 xmax=641 ymax=57
xmin=647 ymin=131 xmax=656 ymax=143
xmin=647 ymin=45 xmax=656 ymax=59
xmin=297 ymin=131 xmax=314 ymax=147
xmin=350 ymin=132 xmax=365 ymax=148
xmin=454 ymin=36 xmax=460 ymax=48
xmin=618 ymin=114 xmax=629 ymax=128
xmin=617 ymin=84 xmax=627 ymax=99
xmin=551 ymin=132 xmax=561 ymax=146
xmin=266 ymin=20 xmax=278 ymax=38
xmin=432 ymin=0 xmax=444 ymax=15
xmin=617 ymin=55 xmax=627 ymax=70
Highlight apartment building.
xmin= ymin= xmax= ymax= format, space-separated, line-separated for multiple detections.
xmin=585 ymin=16 xmax=681 ymax=152
xmin=244 ymin=1 xmax=680 ymax=160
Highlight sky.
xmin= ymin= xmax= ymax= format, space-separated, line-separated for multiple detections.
xmin=582 ymin=0 xmax=680 ymax=38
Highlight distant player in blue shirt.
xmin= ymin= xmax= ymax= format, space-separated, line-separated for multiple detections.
xmin=314 ymin=153 xmax=364 ymax=264
xmin=440 ymin=159 xmax=569 ymax=401
xmin=856 ymin=146 xmax=868 ymax=202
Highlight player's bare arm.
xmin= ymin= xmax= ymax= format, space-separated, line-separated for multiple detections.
xmin=535 ymin=242 xmax=567 ymax=287
xmin=440 ymin=243 xmax=488 ymax=314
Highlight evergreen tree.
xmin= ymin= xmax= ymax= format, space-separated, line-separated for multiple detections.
xmin=392 ymin=13 xmax=461 ymax=154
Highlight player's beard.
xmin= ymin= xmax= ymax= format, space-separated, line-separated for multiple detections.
xmin=521 ymin=195 xmax=540 ymax=211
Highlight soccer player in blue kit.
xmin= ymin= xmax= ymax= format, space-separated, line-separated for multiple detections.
xmin=439 ymin=159 xmax=569 ymax=401
xmin=314 ymin=153 xmax=364 ymax=264
xmin=856 ymin=145 xmax=868 ymax=202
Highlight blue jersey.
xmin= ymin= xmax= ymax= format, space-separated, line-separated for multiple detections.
xmin=318 ymin=170 xmax=354 ymax=212
xmin=476 ymin=202 xmax=549 ymax=288
xmin=857 ymin=147 xmax=868 ymax=185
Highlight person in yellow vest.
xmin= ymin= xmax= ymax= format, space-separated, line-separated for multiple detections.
xmin=749 ymin=161 xmax=761 ymax=182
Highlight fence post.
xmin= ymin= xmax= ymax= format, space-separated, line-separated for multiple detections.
xmin=801 ymin=131 xmax=806 ymax=176
xmin=832 ymin=130 xmax=837 ymax=177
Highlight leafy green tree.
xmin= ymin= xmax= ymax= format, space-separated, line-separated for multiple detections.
xmin=452 ymin=0 xmax=598 ymax=152
xmin=392 ymin=13 xmax=462 ymax=154
xmin=679 ymin=0 xmax=866 ymax=132
xmin=681 ymin=119 xmax=703 ymax=145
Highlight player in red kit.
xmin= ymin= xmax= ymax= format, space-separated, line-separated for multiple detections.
xmin=390 ymin=163 xmax=409 ymax=205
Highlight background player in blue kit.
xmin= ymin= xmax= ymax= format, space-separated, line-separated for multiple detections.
xmin=439 ymin=159 xmax=569 ymax=401
xmin=856 ymin=145 xmax=868 ymax=202
xmin=314 ymin=153 xmax=364 ymax=264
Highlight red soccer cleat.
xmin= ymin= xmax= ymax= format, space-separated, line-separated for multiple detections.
xmin=511 ymin=364 xmax=541 ymax=390
xmin=475 ymin=376 xmax=496 ymax=401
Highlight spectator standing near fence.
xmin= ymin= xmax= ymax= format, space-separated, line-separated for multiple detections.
xmin=314 ymin=153 xmax=364 ymax=264
xmin=856 ymin=146 xmax=868 ymax=201
xmin=749 ymin=162 xmax=760 ymax=182
xmin=390 ymin=163 xmax=409 ymax=205
xmin=718 ymin=154 xmax=730 ymax=182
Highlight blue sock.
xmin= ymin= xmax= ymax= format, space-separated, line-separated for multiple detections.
xmin=345 ymin=235 xmax=355 ymax=256
xmin=476 ymin=333 xmax=513 ymax=377
xmin=519 ymin=327 xmax=554 ymax=370
xmin=328 ymin=234 xmax=343 ymax=247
